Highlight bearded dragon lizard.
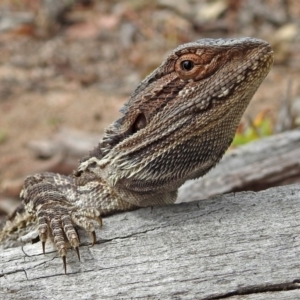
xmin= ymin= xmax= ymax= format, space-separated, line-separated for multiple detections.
xmin=0 ymin=37 xmax=274 ymax=273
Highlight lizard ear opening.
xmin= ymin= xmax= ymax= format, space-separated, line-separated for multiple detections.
xmin=131 ymin=113 xmax=147 ymax=134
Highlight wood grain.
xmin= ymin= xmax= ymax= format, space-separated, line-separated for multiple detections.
xmin=1 ymin=184 xmax=300 ymax=299
xmin=178 ymin=128 xmax=300 ymax=202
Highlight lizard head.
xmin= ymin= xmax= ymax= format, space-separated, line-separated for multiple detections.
xmin=79 ymin=38 xmax=273 ymax=205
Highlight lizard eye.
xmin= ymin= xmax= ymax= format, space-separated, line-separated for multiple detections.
xmin=132 ymin=113 xmax=147 ymax=134
xmin=175 ymin=53 xmax=213 ymax=81
xmin=181 ymin=60 xmax=194 ymax=71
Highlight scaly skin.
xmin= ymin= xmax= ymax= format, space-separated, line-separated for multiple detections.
xmin=0 ymin=38 xmax=273 ymax=273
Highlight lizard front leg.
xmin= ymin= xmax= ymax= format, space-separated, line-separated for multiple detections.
xmin=0 ymin=172 xmax=136 ymax=273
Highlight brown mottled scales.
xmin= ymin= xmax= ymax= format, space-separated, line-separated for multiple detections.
xmin=0 ymin=38 xmax=273 ymax=273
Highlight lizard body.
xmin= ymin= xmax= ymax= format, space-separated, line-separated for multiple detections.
xmin=0 ymin=37 xmax=273 ymax=273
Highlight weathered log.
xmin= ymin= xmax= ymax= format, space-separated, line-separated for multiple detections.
xmin=178 ymin=128 xmax=300 ymax=202
xmin=1 ymin=184 xmax=300 ymax=299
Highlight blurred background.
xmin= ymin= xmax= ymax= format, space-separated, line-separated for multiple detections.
xmin=0 ymin=0 xmax=299 ymax=217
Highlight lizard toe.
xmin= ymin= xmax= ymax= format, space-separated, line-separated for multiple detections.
xmin=71 ymin=207 xmax=102 ymax=246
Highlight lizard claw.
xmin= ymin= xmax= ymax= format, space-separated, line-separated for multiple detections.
xmin=62 ymin=255 xmax=67 ymax=274
xmin=96 ymin=217 xmax=103 ymax=229
xmin=75 ymin=246 xmax=80 ymax=261
xmin=36 ymin=204 xmax=102 ymax=273
xmin=42 ymin=241 xmax=46 ymax=254
xmin=89 ymin=231 xmax=96 ymax=247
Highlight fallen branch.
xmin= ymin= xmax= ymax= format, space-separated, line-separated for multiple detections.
xmin=1 ymin=184 xmax=300 ymax=299
xmin=178 ymin=128 xmax=300 ymax=202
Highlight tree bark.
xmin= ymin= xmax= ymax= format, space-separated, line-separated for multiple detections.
xmin=1 ymin=184 xmax=300 ymax=299
xmin=178 ymin=128 xmax=300 ymax=202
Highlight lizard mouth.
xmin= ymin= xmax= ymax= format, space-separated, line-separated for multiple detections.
xmin=213 ymin=48 xmax=273 ymax=103
xmin=156 ymin=43 xmax=274 ymax=122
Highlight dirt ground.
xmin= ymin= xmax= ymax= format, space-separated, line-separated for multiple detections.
xmin=0 ymin=0 xmax=299 ymax=216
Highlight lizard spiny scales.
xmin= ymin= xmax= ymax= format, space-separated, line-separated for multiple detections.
xmin=0 ymin=37 xmax=273 ymax=273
